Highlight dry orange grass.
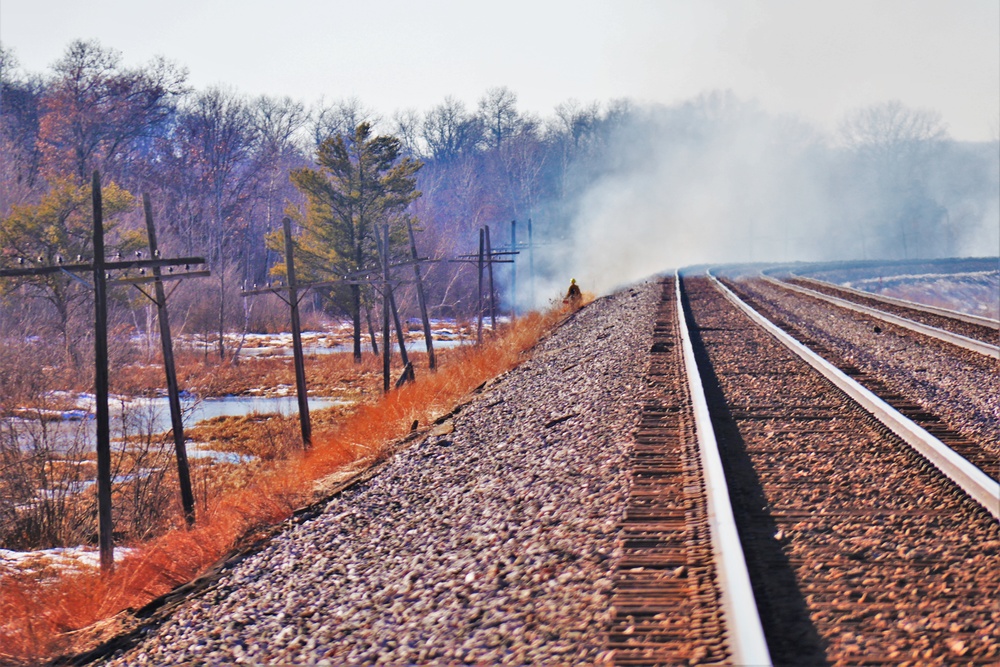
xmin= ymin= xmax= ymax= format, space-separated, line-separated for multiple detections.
xmin=0 ymin=309 xmax=562 ymax=665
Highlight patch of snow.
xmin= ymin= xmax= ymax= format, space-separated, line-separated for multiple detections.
xmin=0 ymin=545 xmax=135 ymax=576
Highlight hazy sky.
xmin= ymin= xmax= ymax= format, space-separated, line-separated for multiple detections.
xmin=1 ymin=0 xmax=998 ymax=141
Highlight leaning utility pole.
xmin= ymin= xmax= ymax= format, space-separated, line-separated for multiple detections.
xmin=140 ymin=194 xmax=207 ymax=526
xmin=381 ymin=224 xmax=392 ymax=392
xmin=284 ymin=217 xmax=311 ymax=447
xmin=241 ymin=217 xmax=342 ymax=447
xmin=406 ymin=219 xmax=436 ymax=370
xmin=373 ymin=224 xmax=412 ymax=380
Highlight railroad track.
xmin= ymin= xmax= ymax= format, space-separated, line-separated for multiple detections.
xmin=721 ymin=274 xmax=1000 ymax=482
xmin=781 ymin=274 xmax=999 ymax=344
xmin=607 ymin=276 xmax=767 ymax=666
xmin=668 ymin=273 xmax=999 ymax=665
xmin=766 ymin=275 xmax=999 ymax=359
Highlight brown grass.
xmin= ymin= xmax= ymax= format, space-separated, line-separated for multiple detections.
xmin=0 ymin=309 xmax=563 ymax=665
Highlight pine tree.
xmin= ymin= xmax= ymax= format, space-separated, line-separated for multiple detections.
xmin=285 ymin=122 xmax=422 ymax=361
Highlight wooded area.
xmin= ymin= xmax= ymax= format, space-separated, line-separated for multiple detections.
xmin=3 ymin=39 xmax=998 ymax=373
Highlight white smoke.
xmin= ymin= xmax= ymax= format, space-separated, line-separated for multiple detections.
xmin=531 ymin=94 xmax=999 ymax=301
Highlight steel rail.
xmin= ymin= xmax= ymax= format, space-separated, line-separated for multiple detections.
xmin=709 ymin=272 xmax=1000 ymax=521
xmin=760 ymin=275 xmax=1000 ymax=359
xmin=675 ymin=272 xmax=773 ymax=666
xmin=785 ymin=273 xmax=999 ymax=329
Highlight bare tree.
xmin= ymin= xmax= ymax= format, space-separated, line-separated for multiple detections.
xmin=311 ymin=97 xmax=378 ymax=147
xmin=0 ymin=46 xmax=45 ymax=205
xmin=391 ymin=108 xmax=425 ymax=158
xmin=839 ymin=101 xmax=950 ymax=258
xmin=478 ymin=86 xmax=520 ymax=150
xmin=422 ymin=97 xmax=483 ymax=163
xmin=840 ymin=100 xmax=947 ymax=183
xmin=38 ymin=39 xmax=188 ymax=184
xmin=162 ymin=87 xmax=266 ymax=358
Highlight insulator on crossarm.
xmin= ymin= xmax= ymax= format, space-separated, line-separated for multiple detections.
xmin=17 ymin=257 xmax=24 ymax=265
xmin=154 ymin=249 xmax=161 ymax=257
xmin=136 ymin=251 xmax=142 ymax=258
xmin=56 ymin=255 xmax=63 ymax=264
xmin=140 ymin=268 xmax=146 ymax=275
xmin=76 ymin=255 xmax=83 ymax=261
xmin=115 ymin=252 xmax=122 ymax=260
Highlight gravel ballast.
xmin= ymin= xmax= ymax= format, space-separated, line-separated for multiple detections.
xmin=100 ymin=282 xmax=659 ymax=666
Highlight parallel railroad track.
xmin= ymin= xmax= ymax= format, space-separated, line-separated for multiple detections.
xmin=678 ymin=274 xmax=999 ymax=665
xmin=722 ymin=275 xmax=1000 ymax=482
xmin=782 ymin=275 xmax=999 ymax=347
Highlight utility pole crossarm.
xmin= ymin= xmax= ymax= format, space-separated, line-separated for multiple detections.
xmin=0 ymin=256 xmax=208 ymax=279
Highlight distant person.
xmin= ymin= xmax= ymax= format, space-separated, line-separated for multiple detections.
xmin=564 ymin=278 xmax=582 ymax=310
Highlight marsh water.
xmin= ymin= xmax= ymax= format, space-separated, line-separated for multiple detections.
xmin=5 ymin=395 xmax=346 ymax=454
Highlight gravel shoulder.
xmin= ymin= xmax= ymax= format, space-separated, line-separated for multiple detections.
xmin=99 ymin=281 xmax=659 ymax=666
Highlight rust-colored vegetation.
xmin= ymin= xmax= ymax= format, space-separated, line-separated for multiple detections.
xmin=0 ymin=310 xmax=561 ymax=665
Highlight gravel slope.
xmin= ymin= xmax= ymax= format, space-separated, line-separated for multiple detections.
xmin=101 ymin=282 xmax=658 ymax=666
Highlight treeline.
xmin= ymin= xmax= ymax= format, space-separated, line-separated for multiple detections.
xmin=1 ymin=40 xmax=997 ymax=367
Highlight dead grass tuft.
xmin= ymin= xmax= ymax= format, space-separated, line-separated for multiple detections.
xmin=0 ymin=309 xmax=562 ymax=665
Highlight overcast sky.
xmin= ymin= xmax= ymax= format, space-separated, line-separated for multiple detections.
xmin=1 ymin=0 xmax=997 ymax=142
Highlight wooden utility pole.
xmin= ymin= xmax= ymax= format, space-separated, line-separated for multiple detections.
xmin=373 ymin=224 xmax=411 ymax=375
xmin=382 ymin=224 xmax=391 ymax=392
xmin=485 ymin=225 xmax=496 ymax=331
xmin=284 ymin=218 xmax=311 ymax=447
xmin=476 ymin=228 xmax=484 ymax=345
xmin=528 ymin=219 xmax=535 ymax=307
xmin=406 ymin=219 xmax=436 ymax=370
xmin=510 ymin=220 xmax=517 ymax=320
xmin=447 ymin=229 xmax=515 ymax=346
xmin=142 ymin=194 xmax=196 ymax=525
xmin=92 ymin=171 xmax=114 ymax=573
xmin=240 ymin=217 xmax=335 ymax=448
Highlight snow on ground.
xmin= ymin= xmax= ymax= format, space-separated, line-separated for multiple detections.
xmin=844 ymin=270 xmax=1000 ymax=319
xmin=174 ymin=318 xmax=491 ymax=356
xmin=0 ymin=546 xmax=134 ymax=578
